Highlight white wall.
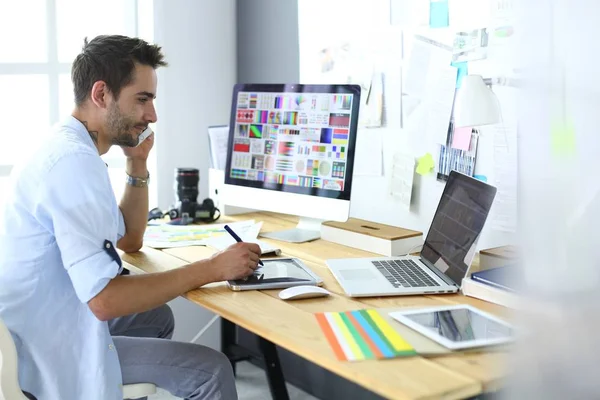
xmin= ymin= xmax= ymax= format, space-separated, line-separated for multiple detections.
xmin=153 ymin=0 xmax=236 ymax=210
xmin=152 ymin=0 xmax=237 ymax=349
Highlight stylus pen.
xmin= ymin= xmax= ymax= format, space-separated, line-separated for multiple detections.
xmin=224 ymin=225 xmax=264 ymax=266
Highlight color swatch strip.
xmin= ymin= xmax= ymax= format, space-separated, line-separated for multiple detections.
xmin=315 ymin=310 xmax=416 ymax=361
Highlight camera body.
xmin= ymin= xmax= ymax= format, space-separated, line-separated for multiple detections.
xmin=164 ymin=168 xmax=220 ymax=225
xmin=167 ymin=197 xmax=219 ymax=224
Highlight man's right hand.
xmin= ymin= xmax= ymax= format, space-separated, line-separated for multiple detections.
xmin=207 ymin=242 xmax=262 ymax=281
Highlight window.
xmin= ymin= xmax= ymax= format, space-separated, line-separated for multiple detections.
xmin=0 ymin=0 xmax=156 ymax=205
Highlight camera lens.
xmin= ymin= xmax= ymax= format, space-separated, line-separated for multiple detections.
xmin=174 ymin=168 xmax=199 ymax=203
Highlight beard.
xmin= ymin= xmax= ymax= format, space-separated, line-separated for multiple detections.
xmin=106 ymin=102 xmax=143 ymax=147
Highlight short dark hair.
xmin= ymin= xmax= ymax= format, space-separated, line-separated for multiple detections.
xmin=71 ymin=35 xmax=167 ymax=106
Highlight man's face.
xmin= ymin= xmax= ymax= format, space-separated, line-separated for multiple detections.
xmin=105 ymin=63 xmax=158 ymax=147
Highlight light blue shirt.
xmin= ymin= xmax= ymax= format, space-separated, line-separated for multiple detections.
xmin=0 ymin=116 xmax=126 ymax=399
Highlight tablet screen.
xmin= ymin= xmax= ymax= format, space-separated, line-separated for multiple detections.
xmin=230 ymin=258 xmax=315 ymax=285
xmin=403 ymin=308 xmax=513 ymax=342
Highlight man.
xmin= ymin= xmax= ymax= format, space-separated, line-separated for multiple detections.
xmin=0 ymin=35 xmax=260 ymax=400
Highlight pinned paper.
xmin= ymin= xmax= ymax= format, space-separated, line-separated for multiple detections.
xmin=451 ymin=61 xmax=468 ymax=89
xmin=429 ymin=0 xmax=449 ymax=28
xmin=390 ymin=153 xmax=415 ymax=209
xmin=416 ymin=153 xmax=435 ymax=175
xmin=451 ymin=126 xmax=472 ymax=151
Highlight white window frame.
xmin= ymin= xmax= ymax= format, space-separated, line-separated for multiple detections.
xmin=0 ymin=0 xmax=147 ymax=178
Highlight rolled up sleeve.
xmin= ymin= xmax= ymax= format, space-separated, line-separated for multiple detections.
xmin=40 ymin=153 xmax=122 ymax=303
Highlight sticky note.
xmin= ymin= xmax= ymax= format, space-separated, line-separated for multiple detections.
xmin=550 ymin=116 xmax=576 ymax=157
xmin=451 ymin=126 xmax=472 ymax=151
xmin=416 ymin=153 xmax=435 ymax=175
xmin=451 ymin=61 xmax=468 ymax=89
xmin=429 ymin=0 xmax=449 ymax=28
xmin=474 ymin=175 xmax=487 ymax=182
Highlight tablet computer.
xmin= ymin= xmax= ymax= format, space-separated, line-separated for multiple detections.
xmin=389 ymin=304 xmax=514 ymax=350
xmin=227 ymin=258 xmax=323 ymax=291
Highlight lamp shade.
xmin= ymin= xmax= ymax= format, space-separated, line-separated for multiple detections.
xmin=454 ymin=75 xmax=501 ymax=127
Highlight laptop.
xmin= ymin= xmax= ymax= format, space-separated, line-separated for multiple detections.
xmin=326 ymin=171 xmax=497 ymax=297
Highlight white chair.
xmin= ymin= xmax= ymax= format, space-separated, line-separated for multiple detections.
xmin=0 ymin=317 xmax=157 ymax=400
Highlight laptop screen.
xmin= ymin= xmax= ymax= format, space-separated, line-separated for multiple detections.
xmin=420 ymin=171 xmax=497 ymax=286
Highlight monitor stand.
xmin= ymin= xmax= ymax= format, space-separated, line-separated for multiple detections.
xmin=260 ymin=217 xmax=323 ymax=243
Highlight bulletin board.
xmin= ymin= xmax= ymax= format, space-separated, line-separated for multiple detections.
xmin=298 ymin=0 xmax=518 ymax=249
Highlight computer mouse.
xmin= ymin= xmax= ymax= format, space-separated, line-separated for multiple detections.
xmin=278 ymin=285 xmax=331 ymax=300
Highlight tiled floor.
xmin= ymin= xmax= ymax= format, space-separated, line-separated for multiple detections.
xmin=149 ymin=361 xmax=318 ymax=400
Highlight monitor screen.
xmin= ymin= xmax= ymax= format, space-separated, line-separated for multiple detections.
xmin=225 ymin=84 xmax=361 ymax=201
xmin=420 ymin=171 xmax=497 ymax=285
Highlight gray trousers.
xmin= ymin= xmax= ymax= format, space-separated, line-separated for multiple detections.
xmin=109 ymin=304 xmax=237 ymax=400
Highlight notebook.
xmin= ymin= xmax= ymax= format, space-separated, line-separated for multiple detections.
xmin=471 ymin=266 xmax=517 ymax=292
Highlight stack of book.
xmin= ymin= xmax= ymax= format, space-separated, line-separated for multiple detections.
xmin=462 ymin=246 xmax=520 ymax=308
xmin=461 ymin=267 xmax=519 ymax=308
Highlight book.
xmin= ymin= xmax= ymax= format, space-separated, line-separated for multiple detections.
xmin=461 ymin=276 xmax=520 ymax=309
xmin=315 ymin=309 xmax=416 ymax=361
xmin=320 ymin=218 xmax=423 ymax=256
xmin=471 ymin=266 xmax=517 ymax=292
xmin=479 ymin=245 xmax=518 ymax=270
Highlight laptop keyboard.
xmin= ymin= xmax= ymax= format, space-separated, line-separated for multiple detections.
xmin=372 ymin=259 xmax=440 ymax=288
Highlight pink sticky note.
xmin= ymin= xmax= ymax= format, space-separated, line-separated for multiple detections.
xmin=451 ymin=126 xmax=472 ymax=151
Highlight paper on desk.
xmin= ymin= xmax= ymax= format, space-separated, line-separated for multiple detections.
xmin=389 ymin=153 xmax=415 ymax=209
xmin=143 ymin=220 xmax=255 ymax=249
xmin=423 ymin=65 xmax=457 ymax=145
xmin=204 ymin=222 xmax=281 ymax=255
xmin=207 ymin=125 xmax=229 ymax=170
xmin=353 ymin=130 xmax=383 ymax=176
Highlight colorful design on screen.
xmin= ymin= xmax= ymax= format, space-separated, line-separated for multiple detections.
xmin=237 ymin=124 xmax=249 ymax=137
xmin=299 ymin=176 xmax=313 ymax=187
xmin=250 ymin=124 xmax=263 ymax=138
xmin=306 ymin=159 xmax=320 ymax=176
xmin=237 ymin=110 xmax=254 ymax=123
xmin=332 ymin=129 xmax=349 ymax=145
xmin=283 ymin=112 xmax=298 ymax=125
xmin=333 ymin=95 xmax=352 ymax=110
xmin=231 ymin=169 xmax=247 ymax=179
xmin=233 ymin=139 xmax=250 ymax=152
xmin=329 ymin=113 xmax=350 ymax=127
xmin=253 ymin=110 xmax=268 ymax=124
xmin=264 ymin=140 xmax=276 ymax=155
xmin=264 ymin=172 xmax=284 ymax=184
xmin=249 ymin=93 xmax=258 ymax=109
xmin=332 ymin=162 xmax=345 ymax=178
xmin=278 ymin=142 xmax=295 ymax=156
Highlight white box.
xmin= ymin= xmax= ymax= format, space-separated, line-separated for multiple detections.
xmin=320 ymin=218 xmax=423 ymax=256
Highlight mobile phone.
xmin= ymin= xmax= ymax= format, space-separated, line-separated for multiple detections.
xmin=137 ymin=127 xmax=153 ymax=146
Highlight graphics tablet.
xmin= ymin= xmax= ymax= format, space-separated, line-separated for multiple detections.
xmin=389 ymin=305 xmax=514 ymax=350
xmin=227 ymin=258 xmax=323 ymax=291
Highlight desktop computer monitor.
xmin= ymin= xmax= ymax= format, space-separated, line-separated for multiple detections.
xmin=221 ymin=83 xmax=361 ymax=243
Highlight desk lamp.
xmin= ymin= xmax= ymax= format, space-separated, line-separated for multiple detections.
xmin=453 ymin=74 xmax=501 ymax=128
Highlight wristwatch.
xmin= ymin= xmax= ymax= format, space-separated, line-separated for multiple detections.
xmin=125 ymin=171 xmax=150 ymax=188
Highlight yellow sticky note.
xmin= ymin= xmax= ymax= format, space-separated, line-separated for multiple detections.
xmin=550 ymin=116 xmax=575 ymax=157
xmin=416 ymin=153 xmax=435 ymax=175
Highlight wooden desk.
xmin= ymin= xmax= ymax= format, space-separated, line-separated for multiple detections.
xmin=122 ymin=212 xmax=509 ymax=400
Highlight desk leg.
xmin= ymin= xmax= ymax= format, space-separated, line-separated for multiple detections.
xmin=221 ymin=318 xmax=238 ymax=376
xmin=258 ymin=337 xmax=290 ymax=400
